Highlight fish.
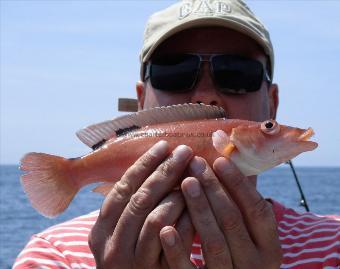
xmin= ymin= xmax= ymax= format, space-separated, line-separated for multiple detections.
xmin=19 ymin=103 xmax=318 ymax=218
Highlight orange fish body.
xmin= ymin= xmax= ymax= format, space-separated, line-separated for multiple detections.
xmin=71 ymin=119 xmax=233 ymax=187
xmin=20 ymin=104 xmax=317 ymax=217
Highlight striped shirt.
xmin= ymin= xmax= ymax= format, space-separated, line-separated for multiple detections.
xmin=14 ymin=200 xmax=340 ymax=269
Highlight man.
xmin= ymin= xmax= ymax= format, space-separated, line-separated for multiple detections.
xmin=14 ymin=1 xmax=340 ymax=268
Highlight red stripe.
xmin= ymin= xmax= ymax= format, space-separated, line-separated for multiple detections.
xmin=14 ymin=202 xmax=340 ymax=269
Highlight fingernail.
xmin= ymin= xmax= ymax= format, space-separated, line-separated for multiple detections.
xmin=189 ymin=156 xmax=206 ymax=176
xmin=149 ymin=140 xmax=168 ymax=157
xmin=173 ymin=145 xmax=192 ymax=162
xmin=214 ymin=157 xmax=231 ymax=174
xmin=160 ymin=226 xmax=176 ymax=246
xmin=185 ymin=178 xmax=200 ymax=198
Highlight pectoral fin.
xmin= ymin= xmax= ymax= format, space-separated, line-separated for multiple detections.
xmin=222 ymin=143 xmax=236 ymax=157
xmin=212 ymin=130 xmax=235 ymax=158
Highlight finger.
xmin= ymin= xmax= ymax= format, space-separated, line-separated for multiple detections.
xmin=161 ymin=210 xmax=195 ymax=269
xmin=160 ymin=226 xmax=196 ymax=269
xmin=135 ymin=191 xmax=185 ymax=266
xmin=176 ymin=210 xmax=195 ymax=257
xmin=89 ymin=140 xmax=169 ymax=255
xmin=181 ymin=176 xmax=232 ymax=269
xmin=113 ymin=145 xmax=193 ymax=254
xmin=100 ymin=140 xmax=169 ymax=221
xmin=214 ymin=157 xmax=281 ymax=257
xmin=190 ymin=156 xmax=258 ymax=267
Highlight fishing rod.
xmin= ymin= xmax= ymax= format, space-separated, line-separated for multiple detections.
xmin=287 ymin=160 xmax=310 ymax=212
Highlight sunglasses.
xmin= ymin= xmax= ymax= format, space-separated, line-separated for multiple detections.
xmin=144 ymin=53 xmax=271 ymax=94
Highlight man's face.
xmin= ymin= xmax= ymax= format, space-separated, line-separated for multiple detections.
xmin=137 ymin=27 xmax=278 ymax=122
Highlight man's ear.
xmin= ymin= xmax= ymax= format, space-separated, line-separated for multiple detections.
xmin=136 ymin=81 xmax=145 ymax=111
xmin=268 ymin=83 xmax=279 ymax=119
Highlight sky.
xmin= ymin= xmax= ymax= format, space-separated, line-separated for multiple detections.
xmin=1 ymin=0 xmax=340 ymax=166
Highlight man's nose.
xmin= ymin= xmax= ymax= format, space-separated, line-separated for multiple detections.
xmin=190 ymin=61 xmax=220 ymax=106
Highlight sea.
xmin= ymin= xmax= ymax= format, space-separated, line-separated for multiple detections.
xmin=0 ymin=164 xmax=339 ymax=268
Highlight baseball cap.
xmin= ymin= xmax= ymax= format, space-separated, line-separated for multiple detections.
xmin=140 ymin=0 xmax=274 ymax=80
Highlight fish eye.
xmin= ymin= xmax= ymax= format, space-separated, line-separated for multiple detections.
xmin=261 ymin=120 xmax=280 ymax=135
xmin=265 ymin=121 xmax=273 ymax=129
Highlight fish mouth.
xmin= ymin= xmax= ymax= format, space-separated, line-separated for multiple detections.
xmin=298 ymin=127 xmax=315 ymax=141
xmin=297 ymin=127 xmax=318 ymax=150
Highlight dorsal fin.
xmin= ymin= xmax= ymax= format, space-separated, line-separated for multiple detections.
xmin=76 ymin=103 xmax=226 ymax=149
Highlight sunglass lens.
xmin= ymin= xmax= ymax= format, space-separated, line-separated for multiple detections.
xmin=212 ymin=55 xmax=264 ymax=93
xmin=150 ymin=54 xmax=200 ymax=92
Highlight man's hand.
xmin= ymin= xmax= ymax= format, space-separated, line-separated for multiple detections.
xmin=88 ymin=141 xmax=195 ymax=269
xmin=159 ymin=156 xmax=282 ymax=269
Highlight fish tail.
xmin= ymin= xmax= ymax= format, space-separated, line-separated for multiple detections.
xmin=92 ymin=182 xmax=115 ymax=196
xmin=20 ymin=152 xmax=79 ymax=218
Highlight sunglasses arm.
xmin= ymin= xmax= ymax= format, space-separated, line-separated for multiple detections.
xmin=264 ymin=70 xmax=272 ymax=85
xmin=143 ymin=63 xmax=151 ymax=81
